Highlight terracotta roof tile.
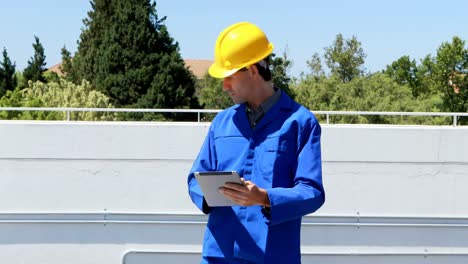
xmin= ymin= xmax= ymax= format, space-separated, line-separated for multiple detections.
xmin=184 ymin=59 xmax=212 ymax=79
xmin=47 ymin=62 xmax=64 ymax=76
xmin=47 ymin=59 xmax=213 ymax=79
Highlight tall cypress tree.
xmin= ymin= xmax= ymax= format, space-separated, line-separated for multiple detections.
xmin=73 ymin=0 xmax=199 ymax=114
xmin=60 ymin=46 xmax=78 ymax=83
xmin=0 ymin=48 xmax=17 ymax=97
xmin=23 ymin=36 xmax=47 ymax=83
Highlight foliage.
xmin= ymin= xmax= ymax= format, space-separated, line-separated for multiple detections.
xmin=0 ymin=79 xmax=116 ymax=121
xmin=324 ymin=34 xmax=366 ymax=83
xmin=43 ymin=71 xmax=61 ymax=83
xmin=292 ymin=34 xmax=468 ymax=125
xmin=14 ymin=72 xmax=26 ymax=91
xmin=23 ymin=36 xmax=47 ymax=84
xmin=270 ymin=52 xmax=294 ymax=99
xmin=0 ymin=47 xmax=17 ymax=97
xmin=432 ymin=36 xmax=467 ymax=117
xmin=293 ymin=73 xmax=450 ymax=125
xmin=413 ymin=55 xmax=438 ymax=97
xmin=305 ymin=53 xmax=325 ymax=77
xmin=197 ymin=72 xmax=230 ymax=109
xmin=384 ymin=55 xmax=421 ymax=97
xmin=0 ymin=88 xmax=44 ymax=120
xmin=72 ymin=0 xmax=199 ymax=119
xmin=60 ymin=46 xmax=78 ymax=83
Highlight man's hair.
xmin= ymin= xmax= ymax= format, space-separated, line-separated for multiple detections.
xmin=254 ymin=56 xmax=272 ymax=81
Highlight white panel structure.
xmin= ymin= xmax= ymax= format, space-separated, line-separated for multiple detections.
xmin=0 ymin=120 xmax=467 ymax=263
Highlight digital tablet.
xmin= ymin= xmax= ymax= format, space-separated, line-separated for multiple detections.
xmin=194 ymin=171 xmax=243 ymax=207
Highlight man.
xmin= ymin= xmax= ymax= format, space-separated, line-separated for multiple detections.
xmin=187 ymin=21 xmax=325 ymax=264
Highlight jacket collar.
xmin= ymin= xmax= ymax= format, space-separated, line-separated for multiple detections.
xmin=233 ymin=90 xmax=295 ymax=132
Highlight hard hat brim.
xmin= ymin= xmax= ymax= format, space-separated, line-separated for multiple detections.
xmin=208 ymin=64 xmax=242 ymax=79
xmin=208 ymin=42 xmax=274 ymax=79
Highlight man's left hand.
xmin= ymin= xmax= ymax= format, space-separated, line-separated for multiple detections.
xmin=219 ymin=178 xmax=270 ymax=207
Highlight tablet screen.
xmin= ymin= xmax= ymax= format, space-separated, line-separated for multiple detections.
xmin=194 ymin=171 xmax=242 ymax=207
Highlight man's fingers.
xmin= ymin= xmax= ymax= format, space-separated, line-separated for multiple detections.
xmin=224 ymin=182 xmax=247 ymax=191
xmin=219 ymin=187 xmax=247 ymax=200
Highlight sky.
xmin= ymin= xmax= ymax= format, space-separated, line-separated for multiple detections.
xmin=1 ymin=0 xmax=467 ymax=78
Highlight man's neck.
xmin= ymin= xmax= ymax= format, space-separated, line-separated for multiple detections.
xmin=247 ymin=82 xmax=275 ymax=110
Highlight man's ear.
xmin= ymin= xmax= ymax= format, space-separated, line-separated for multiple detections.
xmin=249 ymin=64 xmax=259 ymax=78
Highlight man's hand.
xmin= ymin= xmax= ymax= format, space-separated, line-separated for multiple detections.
xmin=219 ymin=178 xmax=270 ymax=207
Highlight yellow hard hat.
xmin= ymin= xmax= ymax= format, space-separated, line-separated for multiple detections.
xmin=208 ymin=22 xmax=274 ymax=78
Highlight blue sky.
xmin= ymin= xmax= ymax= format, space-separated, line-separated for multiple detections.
xmin=1 ymin=0 xmax=467 ymax=77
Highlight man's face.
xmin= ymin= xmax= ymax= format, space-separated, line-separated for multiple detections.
xmin=222 ymin=68 xmax=254 ymax=104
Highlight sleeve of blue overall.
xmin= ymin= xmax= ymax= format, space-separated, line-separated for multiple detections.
xmin=187 ymin=124 xmax=216 ymax=214
xmin=265 ymin=119 xmax=325 ymax=226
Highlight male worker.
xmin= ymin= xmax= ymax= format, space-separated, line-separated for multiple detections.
xmin=187 ymin=21 xmax=325 ymax=264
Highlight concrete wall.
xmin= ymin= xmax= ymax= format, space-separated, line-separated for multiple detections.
xmin=0 ymin=121 xmax=467 ymax=263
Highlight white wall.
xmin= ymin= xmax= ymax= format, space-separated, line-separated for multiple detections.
xmin=0 ymin=121 xmax=467 ymax=263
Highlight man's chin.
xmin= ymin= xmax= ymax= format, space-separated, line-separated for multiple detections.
xmin=231 ymin=98 xmax=246 ymax=105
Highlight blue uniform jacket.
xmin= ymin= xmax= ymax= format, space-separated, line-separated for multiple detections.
xmin=188 ymin=91 xmax=325 ymax=263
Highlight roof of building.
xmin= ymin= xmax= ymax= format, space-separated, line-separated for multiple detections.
xmin=47 ymin=62 xmax=64 ymax=76
xmin=184 ymin=59 xmax=212 ymax=79
xmin=46 ymin=59 xmax=213 ymax=80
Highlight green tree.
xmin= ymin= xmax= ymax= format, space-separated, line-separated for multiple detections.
xmin=0 ymin=80 xmax=115 ymax=121
xmin=384 ymin=55 xmax=421 ymax=97
xmin=324 ymin=34 xmax=366 ymax=83
xmin=293 ymin=72 xmax=448 ymax=125
xmin=0 ymin=87 xmax=46 ymax=120
xmin=270 ymin=52 xmax=294 ymax=98
xmin=293 ymin=74 xmax=338 ymax=112
xmin=23 ymin=36 xmax=47 ymax=83
xmin=196 ymin=72 xmax=230 ymax=109
xmin=0 ymin=47 xmax=17 ymax=97
xmin=305 ymin=52 xmax=325 ymax=78
xmin=432 ymin=36 xmax=467 ymax=118
xmin=414 ymin=55 xmax=439 ymax=96
xmin=60 ymin=46 xmax=78 ymax=83
xmin=73 ymin=0 xmax=199 ymax=118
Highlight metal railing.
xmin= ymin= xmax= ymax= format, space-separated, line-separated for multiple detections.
xmin=0 ymin=107 xmax=222 ymax=123
xmin=313 ymin=110 xmax=468 ymax=126
xmin=0 ymin=107 xmax=467 ymax=126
